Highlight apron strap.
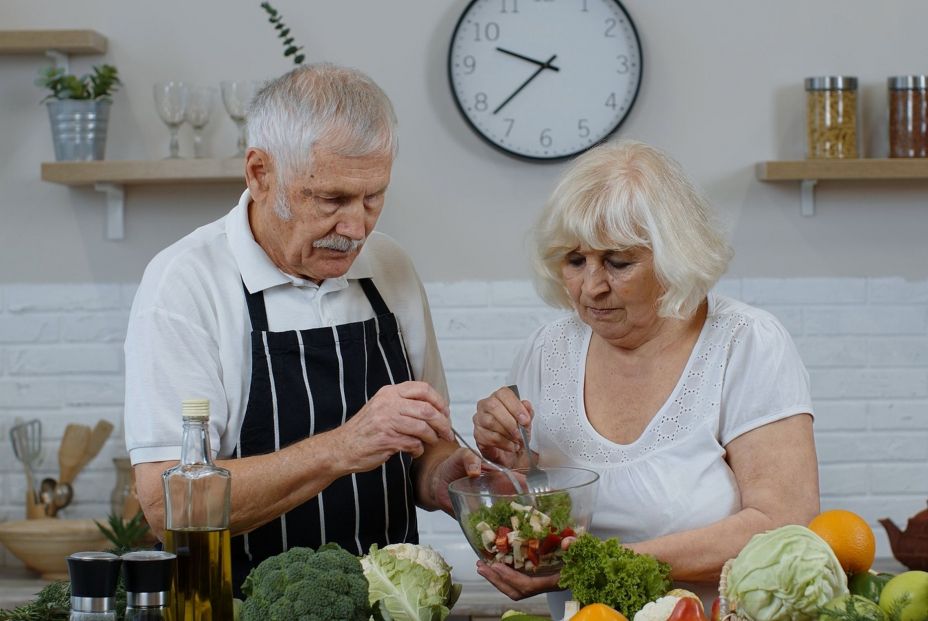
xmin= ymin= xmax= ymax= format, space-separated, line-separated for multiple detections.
xmin=359 ymin=277 xmax=390 ymax=316
xmin=242 ymin=281 xmax=269 ymax=331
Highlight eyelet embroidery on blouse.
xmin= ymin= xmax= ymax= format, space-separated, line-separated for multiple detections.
xmin=538 ymin=309 xmax=751 ymax=465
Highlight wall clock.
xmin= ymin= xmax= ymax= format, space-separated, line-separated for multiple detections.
xmin=448 ymin=0 xmax=643 ymax=161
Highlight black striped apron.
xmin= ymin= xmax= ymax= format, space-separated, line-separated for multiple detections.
xmin=230 ymin=277 xmax=418 ymax=593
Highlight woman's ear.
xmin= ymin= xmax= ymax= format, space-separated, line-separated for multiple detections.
xmin=244 ymin=148 xmax=273 ymax=202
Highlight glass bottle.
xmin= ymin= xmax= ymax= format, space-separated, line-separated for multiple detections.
xmin=122 ymin=550 xmax=177 ymax=621
xmin=67 ymin=551 xmax=121 ymax=621
xmin=162 ymin=399 xmax=233 ymax=621
xmin=111 ymin=456 xmax=133 ymax=517
xmin=805 ymin=76 xmax=859 ymax=159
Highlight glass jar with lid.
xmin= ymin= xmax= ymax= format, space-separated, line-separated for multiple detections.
xmin=805 ymin=76 xmax=859 ymax=159
xmin=888 ymin=75 xmax=928 ymax=158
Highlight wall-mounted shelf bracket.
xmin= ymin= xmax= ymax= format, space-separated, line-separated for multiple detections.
xmin=94 ymin=182 xmax=124 ymax=240
xmin=799 ymin=179 xmax=817 ymax=216
xmin=45 ymin=49 xmax=69 ymax=73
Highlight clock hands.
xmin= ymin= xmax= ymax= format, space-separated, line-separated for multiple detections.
xmin=493 ymin=54 xmax=558 ymax=115
xmin=495 ymin=47 xmax=561 ymax=72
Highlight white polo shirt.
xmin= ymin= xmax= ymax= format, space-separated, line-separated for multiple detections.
xmin=124 ymin=189 xmax=447 ymax=465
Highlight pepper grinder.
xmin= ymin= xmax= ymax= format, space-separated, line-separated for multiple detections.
xmin=122 ymin=550 xmax=176 ymax=620
xmin=67 ymin=552 xmax=122 ymax=621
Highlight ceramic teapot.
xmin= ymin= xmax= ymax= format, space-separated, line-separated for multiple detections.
xmin=880 ymin=500 xmax=928 ymax=571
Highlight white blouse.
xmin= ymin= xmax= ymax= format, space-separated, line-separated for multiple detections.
xmin=508 ymin=294 xmax=813 ymax=617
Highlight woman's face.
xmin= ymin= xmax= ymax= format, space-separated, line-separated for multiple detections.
xmin=561 ymin=244 xmax=665 ymax=346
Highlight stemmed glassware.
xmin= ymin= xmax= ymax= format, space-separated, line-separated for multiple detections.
xmin=153 ymin=82 xmax=189 ymax=159
xmin=185 ymin=86 xmax=215 ymax=158
xmin=220 ymin=80 xmax=258 ymax=157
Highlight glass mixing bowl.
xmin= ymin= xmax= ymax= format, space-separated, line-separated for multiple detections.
xmin=448 ymin=466 xmax=599 ymax=575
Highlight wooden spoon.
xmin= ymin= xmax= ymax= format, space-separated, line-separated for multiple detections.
xmin=77 ymin=419 xmax=114 ymax=471
xmin=58 ymin=424 xmax=91 ymax=485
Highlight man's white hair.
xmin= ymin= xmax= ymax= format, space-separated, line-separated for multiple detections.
xmin=247 ymin=63 xmax=398 ymax=219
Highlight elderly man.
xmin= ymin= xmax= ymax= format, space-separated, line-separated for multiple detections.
xmin=124 ymin=63 xmax=478 ymax=589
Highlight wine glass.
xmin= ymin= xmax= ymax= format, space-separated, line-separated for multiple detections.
xmin=153 ymin=82 xmax=189 ymax=159
xmin=185 ymin=86 xmax=215 ymax=158
xmin=220 ymin=80 xmax=258 ymax=157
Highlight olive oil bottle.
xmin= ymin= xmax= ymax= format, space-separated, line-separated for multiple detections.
xmin=162 ymin=399 xmax=233 ymax=621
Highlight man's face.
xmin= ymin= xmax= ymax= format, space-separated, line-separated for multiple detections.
xmin=256 ymin=148 xmax=393 ymax=283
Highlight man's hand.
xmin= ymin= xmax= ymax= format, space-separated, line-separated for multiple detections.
xmin=333 ymin=381 xmax=454 ymax=474
xmin=426 ymin=447 xmax=482 ymax=514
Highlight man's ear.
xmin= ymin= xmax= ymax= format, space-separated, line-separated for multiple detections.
xmin=244 ymin=148 xmax=273 ymax=202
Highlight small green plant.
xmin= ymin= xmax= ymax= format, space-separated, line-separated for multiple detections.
xmin=35 ymin=63 xmax=121 ymax=102
xmin=95 ymin=510 xmax=151 ymax=555
xmin=260 ymin=2 xmax=305 ymax=64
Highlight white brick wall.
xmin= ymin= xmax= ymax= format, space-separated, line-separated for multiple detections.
xmin=1 ymin=278 xmax=927 ymax=574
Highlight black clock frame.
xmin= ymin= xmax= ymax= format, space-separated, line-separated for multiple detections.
xmin=446 ymin=0 xmax=644 ymax=163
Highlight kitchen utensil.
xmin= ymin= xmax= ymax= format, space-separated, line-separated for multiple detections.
xmin=449 ymin=427 xmax=526 ymax=496
xmin=77 ymin=419 xmax=115 ymax=471
xmin=10 ymin=419 xmax=43 ymax=504
xmin=51 ymin=482 xmax=74 ymax=515
xmin=39 ymin=477 xmax=57 ymax=511
xmin=509 ymin=385 xmax=550 ymax=495
xmin=448 ymin=466 xmax=599 ymax=575
xmin=58 ymin=423 xmax=91 ymax=485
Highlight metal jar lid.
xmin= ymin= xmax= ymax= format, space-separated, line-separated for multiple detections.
xmin=805 ymin=76 xmax=858 ymax=91
xmin=888 ymin=75 xmax=928 ymax=90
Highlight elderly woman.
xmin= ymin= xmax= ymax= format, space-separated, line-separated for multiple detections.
xmin=472 ymin=140 xmax=819 ymax=616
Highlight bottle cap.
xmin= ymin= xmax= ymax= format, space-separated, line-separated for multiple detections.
xmin=182 ymin=398 xmax=210 ymax=419
xmin=67 ymin=551 xmax=121 ymax=612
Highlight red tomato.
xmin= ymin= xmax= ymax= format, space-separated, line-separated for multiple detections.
xmin=560 ymin=527 xmax=576 ymax=538
xmin=525 ymin=539 xmax=540 ymax=566
xmin=495 ymin=526 xmax=511 ymax=554
xmin=539 ymin=533 xmax=562 ymax=554
xmin=667 ymin=597 xmax=708 ymax=621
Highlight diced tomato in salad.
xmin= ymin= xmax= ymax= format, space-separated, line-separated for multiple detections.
xmin=471 ymin=500 xmax=582 ymax=572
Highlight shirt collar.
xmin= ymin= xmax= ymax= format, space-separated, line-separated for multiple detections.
xmin=226 ymin=189 xmax=374 ymax=295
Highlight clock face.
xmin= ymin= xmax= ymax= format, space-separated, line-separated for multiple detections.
xmin=448 ymin=0 xmax=643 ymax=161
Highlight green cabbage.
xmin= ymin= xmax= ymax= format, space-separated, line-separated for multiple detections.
xmin=724 ymin=525 xmax=848 ymax=621
xmin=361 ymin=543 xmax=462 ymax=621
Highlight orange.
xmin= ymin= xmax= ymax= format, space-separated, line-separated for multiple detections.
xmin=571 ymin=603 xmax=629 ymax=621
xmin=808 ymin=509 xmax=876 ymax=575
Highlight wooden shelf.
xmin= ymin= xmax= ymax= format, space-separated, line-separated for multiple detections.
xmin=756 ymin=158 xmax=928 ymax=181
xmin=756 ymin=158 xmax=928 ymax=216
xmin=41 ymin=159 xmax=244 ymax=240
xmin=41 ymin=159 xmax=245 ymax=186
xmin=0 ymin=29 xmax=106 ymax=55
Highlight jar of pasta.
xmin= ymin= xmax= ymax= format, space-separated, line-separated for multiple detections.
xmin=888 ymin=75 xmax=928 ymax=158
xmin=805 ymin=76 xmax=859 ymax=159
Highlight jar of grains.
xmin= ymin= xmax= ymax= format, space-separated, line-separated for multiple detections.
xmin=805 ymin=76 xmax=859 ymax=159
xmin=888 ymin=75 xmax=928 ymax=158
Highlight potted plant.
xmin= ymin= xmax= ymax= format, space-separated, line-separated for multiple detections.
xmin=36 ymin=63 xmax=121 ymax=161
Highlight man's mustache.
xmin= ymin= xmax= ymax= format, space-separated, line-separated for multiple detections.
xmin=312 ymin=234 xmax=365 ymax=252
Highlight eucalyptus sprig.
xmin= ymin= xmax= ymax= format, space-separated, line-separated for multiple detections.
xmin=260 ymin=2 xmax=305 ymax=65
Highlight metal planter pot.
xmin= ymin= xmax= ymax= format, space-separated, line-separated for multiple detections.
xmin=46 ymin=99 xmax=111 ymax=161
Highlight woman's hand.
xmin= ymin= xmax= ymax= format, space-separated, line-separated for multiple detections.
xmin=472 ymin=386 xmax=533 ymax=468
xmin=476 ymin=560 xmax=563 ymax=600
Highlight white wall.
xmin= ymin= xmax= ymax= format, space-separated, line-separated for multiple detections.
xmin=3 ymin=0 xmax=928 ymax=282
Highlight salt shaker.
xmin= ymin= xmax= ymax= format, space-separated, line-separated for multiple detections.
xmin=67 ymin=551 xmax=122 ymax=621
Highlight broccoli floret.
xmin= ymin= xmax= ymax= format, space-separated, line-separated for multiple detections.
xmin=241 ymin=544 xmax=370 ymax=621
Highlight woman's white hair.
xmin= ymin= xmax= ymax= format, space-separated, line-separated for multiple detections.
xmin=246 ymin=63 xmax=398 ymax=218
xmin=532 ymin=139 xmax=733 ymax=320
